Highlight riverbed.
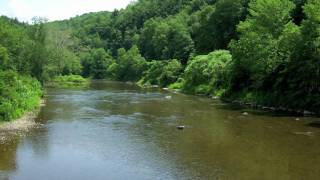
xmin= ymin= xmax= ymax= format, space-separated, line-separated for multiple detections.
xmin=0 ymin=80 xmax=320 ymax=180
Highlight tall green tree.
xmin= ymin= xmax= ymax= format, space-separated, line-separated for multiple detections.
xmin=270 ymin=0 xmax=320 ymax=111
xmin=113 ymin=45 xmax=148 ymax=81
xmin=28 ymin=17 xmax=49 ymax=81
xmin=229 ymin=0 xmax=296 ymax=91
xmin=0 ymin=46 xmax=9 ymax=70
xmin=190 ymin=0 xmax=247 ymax=53
xmin=140 ymin=15 xmax=194 ymax=64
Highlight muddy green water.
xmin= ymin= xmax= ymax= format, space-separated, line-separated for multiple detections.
xmin=1 ymin=81 xmax=320 ymax=180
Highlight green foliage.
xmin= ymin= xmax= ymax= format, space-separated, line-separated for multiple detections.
xmin=229 ymin=0 xmax=297 ymax=90
xmin=81 ymin=48 xmax=115 ymax=79
xmin=190 ymin=0 xmax=247 ymax=53
xmin=0 ymin=45 xmax=9 ymax=70
xmin=140 ymin=15 xmax=194 ymax=64
xmin=49 ymin=75 xmax=89 ymax=88
xmin=0 ymin=71 xmax=42 ymax=122
xmin=112 ymin=45 xmax=148 ymax=81
xmin=265 ymin=0 xmax=320 ymax=112
xmin=44 ymin=26 xmax=82 ymax=79
xmin=183 ymin=50 xmax=232 ymax=95
xmin=159 ymin=60 xmax=183 ymax=87
xmin=227 ymin=0 xmax=320 ymax=112
xmin=140 ymin=59 xmax=182 ymax=87
xmin=168 ymin=78 xmax=185 ymax=90
xmin=0 ymin=0 xmax=319 ymax=114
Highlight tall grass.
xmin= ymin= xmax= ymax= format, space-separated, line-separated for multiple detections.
xmin=48 ymin=75 xmax=89 ymax=88
xmin=0 ymin=71 xmax=42 ymax=122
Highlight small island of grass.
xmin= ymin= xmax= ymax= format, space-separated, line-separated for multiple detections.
xmin=48 ymin=75 xmax=90 ymax=88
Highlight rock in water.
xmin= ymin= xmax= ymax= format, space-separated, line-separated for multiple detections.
xmin=177 ymin=125 xmax=185 ymax=130
xmin=242 ymin=112 xmax=249 ymax=116
xmin=165 ymin=96 xmax=172 ymax=100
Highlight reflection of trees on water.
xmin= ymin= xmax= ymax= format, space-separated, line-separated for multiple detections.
xmin=0 ymin=136 xmax=20 ymax=172
xmin=0 ymin=105 xmax=50 ymax=176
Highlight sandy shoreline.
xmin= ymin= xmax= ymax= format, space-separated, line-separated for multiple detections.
xmin=0 ymin=99 xmax=45 ymax=143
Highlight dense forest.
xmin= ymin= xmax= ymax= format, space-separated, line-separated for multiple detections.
xmin=0 ymin=0 xmax=319 ymax=121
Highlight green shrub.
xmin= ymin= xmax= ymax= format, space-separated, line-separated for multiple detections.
xmin=80 ymin=48 xmax=115 ymax=79
xmin=139 ymin=59 xmax=182 ymax=87
xmin=49 ymin=75 xmax=89 ymax=87
xmin=168 ymin=78 xmax=185 ymax=90
xmin=0 ymin=71 xmax=42 ymax=122
xmin=113 ymin=46 xmax=148 ymax=81
xmin=183 ymin=50 xmax=232 ymax=95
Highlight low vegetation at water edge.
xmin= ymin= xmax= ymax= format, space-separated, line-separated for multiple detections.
xmin=48 ymin=75 xmax=89 ymax=88
xmin=0 ymin=71 xmax=42 ymax=122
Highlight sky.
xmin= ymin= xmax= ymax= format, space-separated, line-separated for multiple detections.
xmin=0 ymin=0 xmax=133 ymax=22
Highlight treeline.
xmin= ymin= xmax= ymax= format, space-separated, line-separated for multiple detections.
xmin=0 ymin=16 xmax=83 ymax=121
xmin=1 ymin=0 xmax=319 ymax=116
xmin=50 ymin=0 xmax=319 ymax=113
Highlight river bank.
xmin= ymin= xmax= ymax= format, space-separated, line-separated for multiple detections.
xmin=0 ymin=99 xmax=45 ymax=144
xmin=138 ymin=83 xmax=317 ymax=117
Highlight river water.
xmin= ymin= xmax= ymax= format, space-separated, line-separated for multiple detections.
xmin=0 ymin=80 xmax=320 ymax=180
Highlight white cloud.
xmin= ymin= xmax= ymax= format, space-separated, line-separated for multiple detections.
xmin=1 ymin=0 xmax=133 ymax=22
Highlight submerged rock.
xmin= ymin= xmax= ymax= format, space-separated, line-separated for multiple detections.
xmin=242 ymin=112 xmax=249 ymax=116
xmin=165 ymin=96 xmax=172 ymax=100
xmin=211 ymin=96 xmax=219 ymax=100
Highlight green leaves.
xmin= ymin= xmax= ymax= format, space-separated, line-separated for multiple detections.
xmin=139 ymin=59 xmax=182 ymax=87
xmin=0 ymin=71 xmax=42 ymax=122
xmin=80 ymin=48 xmax=115 ymax=79
xmin=113 ymin=46 xmax=148 ymax=81
xmin=0 ymin=45 xmax=9 ymax=70
xmin=183 ymin=50 xmax=232 ymax=95
xmin=239 ymin=0 xmax=295 ymax=37
xmin=140 ymin=15 xmax=194 ymax=64
xmin=191 ymin=0 xmax=246 ymax=53
xmin=230 ymin=0 xmax=298 ymax=89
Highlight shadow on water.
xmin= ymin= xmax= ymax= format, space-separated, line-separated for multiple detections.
xmin=306 ymin=121 xmax=320 ymax=128
xmin=215 ymin=102 xmax=308 ymax=118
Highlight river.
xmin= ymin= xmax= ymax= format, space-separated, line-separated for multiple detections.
xmin=0 ymin=80 xmax=320 ymax=180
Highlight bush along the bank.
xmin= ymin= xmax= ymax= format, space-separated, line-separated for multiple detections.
xmin=182 ymin=50 xmax=232 ymax=96
xmin=111 ymin=46 xmax=149 ymax=81
xmin=0 ymin=71 xmax=42 ymax=122
xmin=48 ymin=75 xmax=89 ymax=88
xmin=138 ymin=59 xmax=183 ymax=87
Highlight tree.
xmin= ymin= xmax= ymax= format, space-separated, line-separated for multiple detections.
xmin=184 ymin=50 xmax=232 ymax=95
xmin=28 ymin=17 xmax=49 ymax=81
xmin=269 ymin=0 xmax=320 ymax=111
xmin=81 ymin=48 xmax=115 ymax=79
xmin=114 ymin=45 xmax=148 ymax=81
xmin=190 ymin=0 xmax=247 ymax=53
xmin=92 ymin=48 xmax=114 ymax=79
xmin=139 ymin=59 xmax=182 ymax=87
xmin=229 ymin=0 xmax=296 ymax=91
xmin=159 ymin=59 xmax=183 ymax=87
xmin=0 ymin=45 xmax=9 ymax=70
xmin=140 ymin=15 xmax=194 ymax=64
